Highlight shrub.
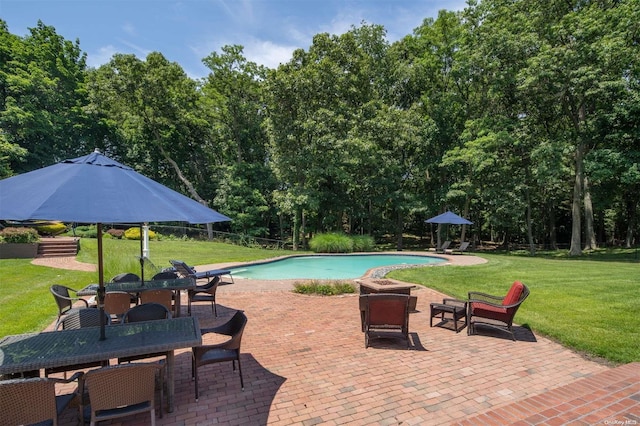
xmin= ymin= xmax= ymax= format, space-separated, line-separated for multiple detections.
xmin=34 ymin=221 xmax=67 ymax=236
xmin=73 ymin=225 xmax=97 ymax=238
xmin=0 ymin=227 xmax=40 ymax=243
xmin=124 ymin=227 xmax=158 ymax=240
xmin=106 ymin=228 xmax=124 ymax=239
xmin=309 ymin=233 xmax=354 ymax=253
xmin=293 ymin=280 xmax=356 ymax=295
xmin=352 ymin=235 xmax=375 ymax=252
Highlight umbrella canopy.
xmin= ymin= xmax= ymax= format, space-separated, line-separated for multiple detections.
xmin=425 ymin=211 xmax=473 ymax=225
xmin=0 ymin=150 xmax=231 ymax=339
xmin=0 ymin=150 xmax=231 ymax=224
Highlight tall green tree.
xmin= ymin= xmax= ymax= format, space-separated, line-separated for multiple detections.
xmin=86 ymin=53 xmax=222 ymax=218
xmin=517 ymin=0 xmax=639 ymax=255
xmin=202 ymin=45 xmax=274 ymax=237
xmin=0 ymin=20 xmax=90 ymax=171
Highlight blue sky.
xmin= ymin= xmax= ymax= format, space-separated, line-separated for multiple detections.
xmin=1 ymin=0 xmax=467 ymax=79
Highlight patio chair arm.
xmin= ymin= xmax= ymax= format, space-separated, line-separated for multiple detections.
xmin=467 ymin=291 xmax=504 ymax=303
xmin=58 ymin=293 xmax=90 ymax=307
xmin=468 ymin=295 xmax=525 ymax=310
xmin=201 ymin=327 xmax=233 ymax=338
xmin=468 ymin=298 xmax=505 ymax=309
xmin=48 ymin=371 xmax=84 ymax=384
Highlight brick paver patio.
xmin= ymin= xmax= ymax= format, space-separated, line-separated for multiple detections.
xmin=37 ymin=254 xmax=638 ymax=425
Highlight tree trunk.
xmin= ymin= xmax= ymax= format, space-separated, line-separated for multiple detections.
xmin=569 ymin=141 xmax=585 ymax=256
xmin=526 ymin=188 xmax=535 ymax=256
xmin=548 ymin=205 xmax=557 ymax=250
xmin=367 ymin=199 xmax=373 ymax=236
xmin=301 ymin=210 xmax=307 ymax=250
xmin=292 ymin=207 xmax=301 ymax=250
xmin=461 ymin=197 xmax=470 ymax=243
xmin=159 ymin=146 xmax=214 ymax=239
xmin=396 ymin=210 xmax=404 ymax=251
xmin=583 ymin=175 xmax=597 ymax=250
xmin=625 ymin=198 xmax=638 ymax=248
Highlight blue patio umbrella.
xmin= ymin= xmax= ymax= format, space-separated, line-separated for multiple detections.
xmin=425 ymin=211 xmax=473 ymax=225
xmin=425 ymin=211 xmax=473 ymax=249
xmin=0 ymin=149 xmax=231 ymax=339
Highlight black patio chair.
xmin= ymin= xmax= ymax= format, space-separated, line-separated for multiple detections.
xmin=192 ymin=310 xmax=248 ymax=401
xmin=50 ymin=284 xmax=89 ymax=329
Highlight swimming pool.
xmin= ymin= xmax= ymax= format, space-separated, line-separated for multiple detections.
xmin=228 ymin=254 xmax=445 ymax=280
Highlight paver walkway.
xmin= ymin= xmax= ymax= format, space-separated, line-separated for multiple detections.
xmin=36 ymin=254 xmax=638 ymax=425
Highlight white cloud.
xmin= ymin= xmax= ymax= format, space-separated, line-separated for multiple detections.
xmin=320 ymin=7 xmax=366 ymax=37
xmin=243 ymin=39 xmax=297 ymax=69
xmin=86 ymin=45 xmax=118 ymax=68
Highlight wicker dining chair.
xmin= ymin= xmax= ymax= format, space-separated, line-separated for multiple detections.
xmin=140 ymin=290 xmax=174 ymax=314
xmin=110 ymin=272 xmax=140 ymax=283
xmin=151 ymin=271 xmax=178 ymax=280
xmin=45 ymin=309 xmax=111 ymax=378
xmin=55 ymin=308 xmax=111 ymax=331
xmin=50 ymin=284 xmax=89 ymax=329
xmin=110 ymin=272 xmax=140 ymax=304
xmin=117 ymin=302 xmax=171 ymax=415
xmin=169 ymin=260 xmax=233 ymax=317
xmin=0 ymin=374 xmax=81 ymax=426
xmin=104 ymin=291 xmax=132 ymax=323
xmin=192 ymin=310 xmax=248 ymax=401
xmin=78 ymin=363 xmax=160 ymax=426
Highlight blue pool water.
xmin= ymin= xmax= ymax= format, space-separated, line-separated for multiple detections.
xmin=228 ymin=254 xmax=445 ymax=280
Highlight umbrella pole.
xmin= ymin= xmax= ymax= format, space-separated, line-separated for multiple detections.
xmin=97 ymin=223 xmax=106 ymax=341
xmin=139 ymin=223 xmax=145 ymax=285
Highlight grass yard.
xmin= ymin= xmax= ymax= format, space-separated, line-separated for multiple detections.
xmin=0 ymin=240 xmax=638 ymax=364
xmin=389 ymin=250 xmax=639 ymax=364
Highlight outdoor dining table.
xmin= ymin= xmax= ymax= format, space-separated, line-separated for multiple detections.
xmin=77 ymin=277 xmax=196 ymax=317
xmin=0 ymin=316 xmax=202 ymax=412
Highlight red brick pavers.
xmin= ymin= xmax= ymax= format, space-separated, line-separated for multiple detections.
xmin=455 ymin=362 xmax=640 ymax=426
xmin=56 ymin=286 xmax=633 ymax=425
xmin=45 ymin=254 xmax=637 ymax=425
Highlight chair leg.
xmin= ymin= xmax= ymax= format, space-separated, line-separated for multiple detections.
xmin=157 ymin=368 xmax=164 ymax=419
xmin=237 ymin=356 xmax=244 ymax=390
xmin=194 ymin=364 xmax=199 ymax=402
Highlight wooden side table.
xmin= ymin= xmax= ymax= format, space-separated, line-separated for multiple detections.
xmin=430 ymin=298 xmax=468 ymax=333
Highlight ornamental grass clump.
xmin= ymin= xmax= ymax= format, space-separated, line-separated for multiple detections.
xmin=293 ymin=280 xmax=356 ymax=295
xmin=309 ymin=233 xmax=354 ymax=253
xmin=0 ymin=227 xmax=39 ymax=243
xmin=352 ymin=235 xmax=375 ymax=252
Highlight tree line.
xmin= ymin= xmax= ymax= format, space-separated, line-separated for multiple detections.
xmin=1 ymin=0 xmax=638 ymax=255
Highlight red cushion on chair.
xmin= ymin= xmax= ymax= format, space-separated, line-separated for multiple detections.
xmin=502 ymin=281 xmax=524 ymax=306
xmin=471 ymin=302 xmax=508 ymax=321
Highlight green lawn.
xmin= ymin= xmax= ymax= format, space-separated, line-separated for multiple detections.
xmin=389 ymin=250 xmax=639 ymax=364
xmin=0 ymin=240 xmax=638 ymax=364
